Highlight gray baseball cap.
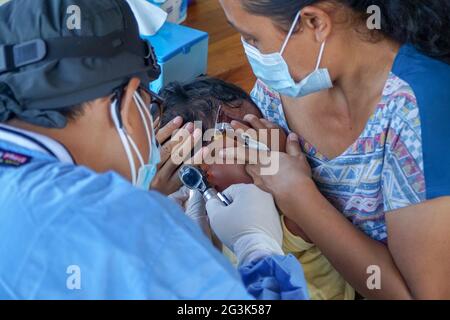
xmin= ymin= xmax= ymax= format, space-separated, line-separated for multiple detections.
xmin=0 ymin=0 xmax=161 ymax=128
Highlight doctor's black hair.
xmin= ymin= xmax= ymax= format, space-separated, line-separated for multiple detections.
xmin=241 ymin=0 xmax=450 ymax=64
xmin=60 ymin=104 xmax=85 ymax=121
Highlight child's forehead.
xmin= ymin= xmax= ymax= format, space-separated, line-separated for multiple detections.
xmin=218 ymin=99 xmax=262 ymax=122
xmin=159 ymin=79 xmax=262 ymax=130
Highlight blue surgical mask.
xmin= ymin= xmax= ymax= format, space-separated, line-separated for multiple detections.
xmin=242 ymin=11 xmax=333 ymax=98
xmin=133 ymin=92 xmax=161 ymax=190
xmin=111 ymin=90 xmax=160 ymax=190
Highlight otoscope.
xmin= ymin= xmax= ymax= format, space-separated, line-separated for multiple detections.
xmin=178 ymin=165 xmax=232 ymax=207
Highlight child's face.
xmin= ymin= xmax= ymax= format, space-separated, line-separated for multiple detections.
xmin=201 ymin=100 xmax=271 ymax=192
xmin=201 ymin=163 xmax=253 ymax=192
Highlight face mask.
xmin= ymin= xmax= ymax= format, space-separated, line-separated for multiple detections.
xmin=111 ymin=90 xmax=161 ymax=190
xmin=242 ymin=11 xmax=333 ymax=98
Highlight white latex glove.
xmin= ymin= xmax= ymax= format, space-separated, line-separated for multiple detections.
xmin=169 ymin=187 xmax=211 ymax=239
xmin=168 ymin=186 xmax=190 ymax=207
xmin=185 ymin=190 xmax=212 ymax=239
xmin=206 ymin=184 xmax=284 ymax=266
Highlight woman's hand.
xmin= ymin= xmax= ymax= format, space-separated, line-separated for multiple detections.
xmin=231 ymin=115 xmax=287 ymax=152
xmin=151 ymin=116 xmax=202 ymax=195
xmin=245 ymin=133 xmax=314 ymax=207
xmin=219 ymin=115 xmax=315 ymax=208
xmin=218 ymin=121 xmax=315 ymax=240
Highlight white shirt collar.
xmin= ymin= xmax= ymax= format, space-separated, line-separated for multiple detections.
xmin=0 ymin=124 xmax=74 ymax=164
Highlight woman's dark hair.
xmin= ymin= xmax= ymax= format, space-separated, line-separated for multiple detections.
xmin=242 ymin=0 xmax=450 ymax=64
xmin=159 ymin=77 xmax=256 ymax=132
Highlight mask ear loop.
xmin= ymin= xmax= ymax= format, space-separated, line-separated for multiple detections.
xmin=315 ymin=41 xmax=327 ymax=70
xmin=139 ymin=94 xmax=160 ymax=157
xmin=133 ymin=91 xmax=161 ymax=188
xmin=110 ymin=100 xmax=138 ymax=185
xmin=133 ymin=92 xmax=152 ymax=152
xmin=134 ymin=92 xmax=156 ymax=141
xmin=126 ymin=135 xmax=145 ymax=169
xmin=280 ymin=10 xmax=302 ymax=55
xmin=134 ymin=91 xmax=160 ymax=160
xmin=124 ymin=94 xmax=147 ymax=169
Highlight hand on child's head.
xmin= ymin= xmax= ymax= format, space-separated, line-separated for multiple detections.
xmin=230 ymin=115 xmax=287 ymax=153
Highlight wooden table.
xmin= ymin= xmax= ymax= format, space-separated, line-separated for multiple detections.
xmin=184 ymin=0 xmax=256 ymax=93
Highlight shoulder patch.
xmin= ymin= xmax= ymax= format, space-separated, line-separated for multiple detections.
xmin=0 ymin=148 xmax=32 ymax=167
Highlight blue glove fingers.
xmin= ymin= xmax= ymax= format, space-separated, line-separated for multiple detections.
xmin=238 ymin=254 xmax=310 ymax=300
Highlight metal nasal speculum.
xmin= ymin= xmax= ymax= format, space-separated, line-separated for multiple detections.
xmin=214 ymin=104 xmax=270 ymax=152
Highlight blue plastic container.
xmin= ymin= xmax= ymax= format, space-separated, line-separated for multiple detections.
xmin=143 ymin=22 xmax=209 ymax=93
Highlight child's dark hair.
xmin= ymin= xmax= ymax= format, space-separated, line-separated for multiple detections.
xmin=159 ymin=77 xmax=256 ymax=132
xmin=242 ymin=0 xmax=450 ymax=64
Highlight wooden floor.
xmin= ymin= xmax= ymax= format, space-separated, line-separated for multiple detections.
xmin=184 ymin=0 xmax=256 ymax=93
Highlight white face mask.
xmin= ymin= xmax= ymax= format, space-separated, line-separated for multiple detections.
xmin=110 ymin=90 xmax=160 ymax=190
xmin=242 ymin=11 xmax=333 ymax=98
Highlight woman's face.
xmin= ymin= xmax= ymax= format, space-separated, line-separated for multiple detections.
xmin=219 ymin=0 xmax=338 ymax=84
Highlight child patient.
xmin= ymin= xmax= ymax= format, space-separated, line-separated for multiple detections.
xmin=160 ymin=77 xmax=354 ymax=300
xmin=159 ymin=77 xmax=264 ymax=192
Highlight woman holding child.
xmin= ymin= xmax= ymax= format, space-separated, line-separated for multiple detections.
xmin=207 ymin=0 xmax=450 ymax=299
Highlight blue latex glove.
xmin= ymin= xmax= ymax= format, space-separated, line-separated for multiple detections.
xmin=240 ymin=254 xmax=310 ymax=300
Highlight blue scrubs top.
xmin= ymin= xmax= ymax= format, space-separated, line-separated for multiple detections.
xmin=0 ymin=125 xmax=308 ymax=300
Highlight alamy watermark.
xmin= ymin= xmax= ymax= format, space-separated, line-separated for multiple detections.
xmin=367 ymin=5 xmax=382 ymax=30
xmin=367 ymin=265 xmax=382 ymax=290
xmin=66 ymin=5 xmax=81 ymax=31
xmin=62 ymin=4 xmax=382 ymax=37
xmin=66 ymin=265 xmax=81 ymax=290
xmin=169 ymin=122 xmax=281 ymax=176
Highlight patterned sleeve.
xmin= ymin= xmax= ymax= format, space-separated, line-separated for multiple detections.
xmin=382 ymin=88 xmax=427 ymax=213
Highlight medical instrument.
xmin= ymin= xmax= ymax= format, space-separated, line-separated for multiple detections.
xmin=178 ymin=165 xmax=232 ymax=206
xmin=213 ymin=104 xmax=270 ymax=152
xmin=239 ymin=133 xmax=270 ymax=152
xmin=213 ymin=122 xmax=270 ymax=152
